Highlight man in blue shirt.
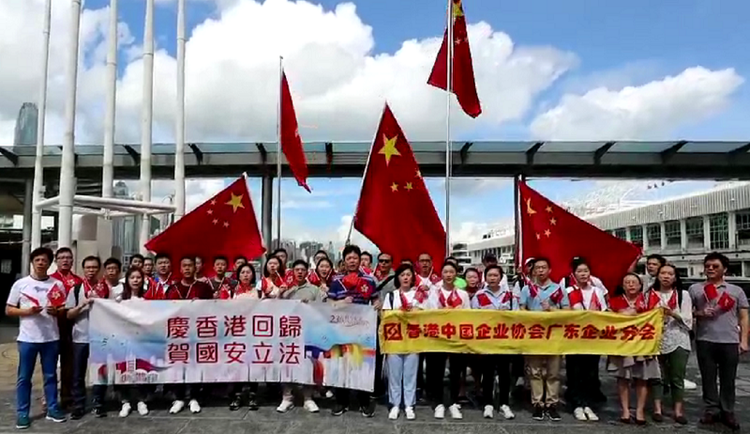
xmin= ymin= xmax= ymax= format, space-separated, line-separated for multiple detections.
xmin=519 ymin=257 xmax=569 ymax=422
xmin=327 ymin=245 xmax=379 ymax=417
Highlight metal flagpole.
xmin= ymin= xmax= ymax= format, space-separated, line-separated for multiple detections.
xmin=514 ymin=174 xmax=523 ymax=271
xmin=444 ymin=0 xmax=453 ymax=256
xmin=174 ymin=0 xmax=186 ymax=220
xmin=58 ymin=0 xmax=83 ymax=248
xmin=31 ymin=0 xmax=52 ymax=249
xmin=138 ymin=0 xmax=155 ymax=254
xmin=102 ymin=0 xmax=118 ymax=199
xmin=275 ymin=56 xmax=283 ymax=249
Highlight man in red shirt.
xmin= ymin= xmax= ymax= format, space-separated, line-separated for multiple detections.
xmin=165 ymin=257 xmax=213 ymax=415
xmin=50 ymin=247 xmax=83 ymax=410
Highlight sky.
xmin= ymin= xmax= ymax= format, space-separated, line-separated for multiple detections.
xmin=2 ymin=0 xmax=749 ymax=250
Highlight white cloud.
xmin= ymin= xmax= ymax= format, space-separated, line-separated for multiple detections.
xmin=530 ymin=66 xmax=744 ymax=140
xmin=0 ymin=0 xmax=577 ymax=145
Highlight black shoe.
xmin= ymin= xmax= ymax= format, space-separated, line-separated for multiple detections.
xmin=70 ymin=409 xmax=85 ymax=420
xmin=532 ymin=405 xmax=545 ymax=421
xmin=546 ymin=405 xmax=561 ymax=421
xmin=652 ymin=413 xmax=663 ymax=423
xmin=700 ymin=411 xmax=718 ymax=425
xmin=229 ymin=397 xmax=242 ymax=411
xmin=92 ymin=407 xmax=106 ymax=418
xmin=331 ymin=403 xmax=347 ymax=416
xmin=722 ymin=412 xmax=740 ymax=431
xmin=247 ymin=395 xmax=259 ymax=411
xmin=361 ymin=400 xmax=376 ymax=418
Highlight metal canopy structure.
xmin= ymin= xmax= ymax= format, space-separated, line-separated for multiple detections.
xmin=1 ymin=141 xmax=750 ymax=180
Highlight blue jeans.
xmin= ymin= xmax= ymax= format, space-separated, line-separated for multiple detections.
xmin=17 ymin=341 xmax=60 ymax=417
xmin=387 ymin=353 xmax=419 ymax=408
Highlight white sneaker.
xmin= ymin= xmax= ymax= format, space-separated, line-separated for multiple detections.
xmin=189 ymin=399 xmax=201 ymax=414
xmin=515 ymin=377 xmax=525 ymax=387
xmin=574 ymin=407 xmax=587 ymax=421
xmin=433 ymin=404 xmax=445 ymax=419
xmin=500 ymin=404 xmax=515 ymax=420
xmin=169 ymin=400 xmax=185 ymax=414
xmin=119 ymin=402 xmax=131 ymax=418
xmin=483 ymin=405 xmax=494 ymax=419
xmin=277 ymin=398 xmax=294 ymax=413
xmin=449 ymin=403 xmax=462 ymax=420
xmin=583 ymin=407 xmax=599 ymax=421
xmin=388 ymin=406 xmax=400 ymax=420
xmin=405 ymin=406 xmax=415 ymax=420
xmin=137 ymin=401 xmax=149 ymax=416
xmin=303 ymin=399 xmax=319 ymax=413
xmin=325 ymin=390 xmax=334 ymax=399
xmin=684 ymin=379 xmax=697 ymax=390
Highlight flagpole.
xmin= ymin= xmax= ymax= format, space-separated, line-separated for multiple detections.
xmin=514 ymin=175 xmax=522 ymax=272
xmin=345 ymin=102 xmax=385 ymax=245
xmin=276 ymin=56 xmax=283 ymax=249
xmin=444 ymin=0 xmax=453 ymax=256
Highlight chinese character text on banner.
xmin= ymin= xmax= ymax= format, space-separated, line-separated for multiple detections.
xmin=88 ymin=300 xmax=377 ymax=392
xmin=380 ymin=309 xmax=663 ymax=356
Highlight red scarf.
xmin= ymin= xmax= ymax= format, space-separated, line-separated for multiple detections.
xmin=261 ymin=274 xmax=285 ymax=295
xmin=143 ymin=278 xmax=165 ymax=300
xmin=399 ymin=291 xmax=411 ymax=311
xmin=611 ymin=293 xmax=651 ymax=313
xmin=373 ymin=267 xmax=390 ymax=282
xmin=283 ymin=269 xmax=295 ymax=287
xmin=414 ymin=286 xmax=428 ymax=303
xmin=235 ymin=281 xmax=256 ymax=297
xmin=419 ymin=270 xmax=441 ymax=285
xmin=438 ymin=288 xmax=462 ymax=308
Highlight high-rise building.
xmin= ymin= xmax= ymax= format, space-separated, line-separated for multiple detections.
xmin=13 ymin=103 xmax=38 ymax=146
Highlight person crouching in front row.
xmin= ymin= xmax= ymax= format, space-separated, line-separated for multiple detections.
xmin=165 ymin=256 xmax=214 ymax=415
xmin=383 ymin=263 xmax=429 ymax=421
xmin=276 ymin=260 xmax=326 ymax=414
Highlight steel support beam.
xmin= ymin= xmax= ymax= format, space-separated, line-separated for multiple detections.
xmin=661 ymin=140 xmax=688 ymax=163
xmin=594 ymin=141 xmax=616 ymax=164
xmin=0 ymin=147 xmax=19 ymax=165
xmin=526 ymin=142 xmax=544 ymax=165
xmin=188 ymin=143 xmax=203 ymax=164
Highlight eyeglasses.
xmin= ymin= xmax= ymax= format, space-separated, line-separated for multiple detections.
xmin=378 ymin=259 xmax=391 ymax=263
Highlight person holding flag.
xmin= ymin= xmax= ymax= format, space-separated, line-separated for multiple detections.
xmin=519 ymin=257 xmax=568 ymax=422
xmin=690 ymin=252 xmax=749 ymax=430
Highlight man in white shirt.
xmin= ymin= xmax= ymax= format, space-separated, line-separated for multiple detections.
xmin=65 ymin=255 xmax=102 ymax=420
xmin=5 ymin=247 xmax=68 ymax=429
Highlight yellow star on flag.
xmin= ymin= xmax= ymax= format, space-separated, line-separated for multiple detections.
xmin=545 ymin=205 xmax=553 ymax=213
xmin=452 ymin=0 xmax=464 ymax=18
xmin=536 ymin=233 xmax=541 ymax=240
xmin=550 ymin=217 xmax=557 ymax=225
xmin=405 ymin=182 xmax=413 ymax=191
xmin=415 ymin=169 xmax=422 ymax=178
xmin=226 ymin=193 xmax=245 ymax=212
xmin=379 ymin=135 xmax=401 ymax=166
xmin=544 ymin=229 xmax=552 ymax=237
xmin=391 ymin=182 xmax=399 ymax=192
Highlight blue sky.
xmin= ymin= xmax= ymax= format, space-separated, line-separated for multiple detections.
xmin=20 ymin=0 xmax=749 ymax=244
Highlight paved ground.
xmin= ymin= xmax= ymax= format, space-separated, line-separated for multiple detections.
xmin=0 ymin=322 xmax=749 ymax=433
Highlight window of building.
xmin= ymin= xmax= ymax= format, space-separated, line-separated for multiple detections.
xmin=709 ymin=212 xmax=729 ymax=250
xmin=614 ymin=228 xmax=627 ymax=240
xmin=685 ymin=217 xmax=703 ymax=248
xmin=647 ymin=223 xmax=661 ymax=247
xmin=737 ymin=211 xmax=750 ymax=247
xmin=664 ymin=220 xmax=681 ymax=247
xmin=629 ymin=226 xmax=643 ymax=246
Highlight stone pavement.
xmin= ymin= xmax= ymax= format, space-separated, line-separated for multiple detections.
xmin=1 ymin=322 xmax=750 ymax=433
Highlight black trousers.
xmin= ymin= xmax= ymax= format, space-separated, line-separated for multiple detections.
xmin=696 ymin=340 xmax=739 ymax=414
xmin=481 ymin=355 xmax=512 ymax=407
xmin=565 ymin=355 xmax=601 ymax=408
xmin=425 ymin=353 xmax=465 ymax=408
xmin=71 ymin=343 xmax=89 ymax=412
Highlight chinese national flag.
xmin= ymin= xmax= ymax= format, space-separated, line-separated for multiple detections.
xmin=518 ymin=180 xmax=641 ymax=293
xmin=280 ymin=70 xmax=311 ymax=192
xmin=427 ymin=0 xmax=482 ymax=118
xmin=145 ymin=176 xmax=266 ymax=263
xmin=353 ymin=104 xmax=446 ymax=266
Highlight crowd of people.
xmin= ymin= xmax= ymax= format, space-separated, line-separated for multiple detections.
xmin=4 ymin=244 xmax=749 ymax=431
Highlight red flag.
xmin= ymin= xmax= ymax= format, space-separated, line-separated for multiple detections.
xmin=353 ymin=104 xmax=446 ymax=265
xmin=518 ymin=180 xmax=641 ymax=294
xmin=145 ymin=176 xmax=266 ymax=264
xmin=703 ymin=283 xmax=719 ymax=302
xmin=718 ymin=291 xmax=736 ymax=312
xmin=427 ymin=0 xmax=482 ymax=118
xmin=280 ymin=70 xmax=311 ymax=192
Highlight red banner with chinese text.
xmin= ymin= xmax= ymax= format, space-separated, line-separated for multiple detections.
xmin=380 ymin=309 xmax=663 ymax=356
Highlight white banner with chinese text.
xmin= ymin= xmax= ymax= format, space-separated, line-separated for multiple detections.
xmin=88 ymin=299 xmax=377 ymax=392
